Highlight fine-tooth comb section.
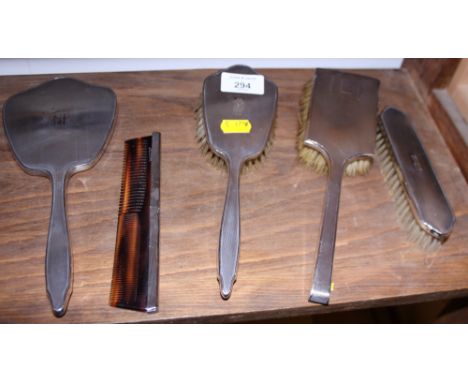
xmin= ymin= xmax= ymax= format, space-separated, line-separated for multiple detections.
xmin=110 ymin=133 xmax=160 ymax=313
xmin=118 ymin=138 xmax=150 ymax=214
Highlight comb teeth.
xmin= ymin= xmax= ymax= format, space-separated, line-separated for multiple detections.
xmin=111 ymin=214 xmax=144 ymax=305
xmin=110 ymin=134 xmax=159 ymax=312
xmin=195 ymin=96 xmax=275 ymax=174
xmin=119 ymin=138 xmax=151 ymax=214
xmin=297 ymin=78 xmax=372 ymax=176
xmin=376 ymin=123 xmax=442 ymax=251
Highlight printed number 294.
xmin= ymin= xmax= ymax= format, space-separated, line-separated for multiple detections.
xmin=234 ymin=81 xmax=251 ymax=89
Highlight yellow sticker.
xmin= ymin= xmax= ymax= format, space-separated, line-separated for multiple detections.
xmin=220 ymin=119 xmax=252 ymax=134
xmin=330 ymin=282 xmax=335 ymax=292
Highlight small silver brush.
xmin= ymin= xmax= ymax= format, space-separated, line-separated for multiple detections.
xmin=377 ymin=107 xmax=455 ymax=250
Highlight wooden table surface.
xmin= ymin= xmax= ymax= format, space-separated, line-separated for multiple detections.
xmin=0 ymin=68 xmax=467 ymax=323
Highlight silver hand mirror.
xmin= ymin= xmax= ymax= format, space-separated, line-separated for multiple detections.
xmin=3 ymin=78 xmax=117 ymax=317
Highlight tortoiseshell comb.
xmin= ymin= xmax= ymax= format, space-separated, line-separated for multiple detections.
xmin=110 ymin=132 xmax=160 ymax=313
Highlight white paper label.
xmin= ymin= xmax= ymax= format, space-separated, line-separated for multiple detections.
xmin=220 ymin=72 xmax=265 ymax=95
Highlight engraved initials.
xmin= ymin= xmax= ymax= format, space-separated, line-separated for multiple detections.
xmin=232 ymin=98 xmax=245 ymax=116
xmin=410 ymin=153 xmax=423 ymax=172
xmin=52 ymin=112 xmax=67 ymax=128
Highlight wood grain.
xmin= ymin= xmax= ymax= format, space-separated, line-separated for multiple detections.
xmin=0 ymin=69 xmax=467 ymax=323
xmin=429 ymin=90 xmax=468 ymax=181
xmin=403 ymin=58 xmax=461 ymax=100
xmin=403 ymin=58 xmax=468 ymax=182
xmin=448 ymin=59 xmax=468 ymax=122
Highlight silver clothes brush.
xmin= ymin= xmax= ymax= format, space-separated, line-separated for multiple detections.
xmin=377 ymin=107 xmax=455 ymax=250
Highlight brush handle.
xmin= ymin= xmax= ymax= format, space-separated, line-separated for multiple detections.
xmin=218 ymin=160 xmax=242 ymax=300
xmin=46 ymin=171 xmax=72 ymax=317
xmin=309 ymin=164 xmax=343 ymax=305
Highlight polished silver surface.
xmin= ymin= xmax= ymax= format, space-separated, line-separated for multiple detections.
xmin=3 ymin=78 xmax=116 ymax=317
xmin=379 ymin=107 xmax=455 ymax=239
xmin=203 ymin=65 xmax=278 ymax=299
xmin=306 ymin=69 xmax=380 ymax=305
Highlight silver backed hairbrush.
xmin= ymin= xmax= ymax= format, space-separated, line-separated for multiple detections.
xmin=377 ymin=107 xmax=455 ymax=250
xmin=298 ymin=69 xmax=380 ymax=305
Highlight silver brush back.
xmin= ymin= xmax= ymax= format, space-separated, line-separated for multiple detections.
xmin=378 ymin=107 xmax=455 ymax=244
